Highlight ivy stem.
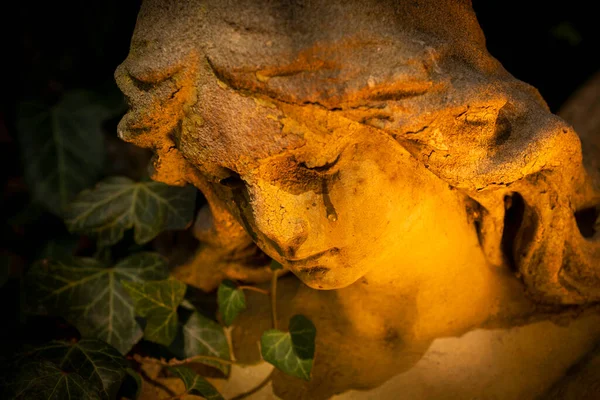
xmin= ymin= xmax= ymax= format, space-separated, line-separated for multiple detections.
xmin=270 ymin=271 xmax=278 ymax=330
xmin=238 ymin=286 xmax=269 ymax=295
xmin=224 ymin=326 xmax=237 ymax=362
xmin=132 ymin=353 xmax=260 ymax=368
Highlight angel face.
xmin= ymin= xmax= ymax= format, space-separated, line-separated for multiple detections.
xmin=116 ymin=0 xmax=598 ymax=302
xmin=173 ymin=67 xmax=449 ymax=289
xmin=116 ymin=37 xmax=569 ymax=291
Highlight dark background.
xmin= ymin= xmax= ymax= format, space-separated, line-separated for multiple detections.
xmin=0 ymin=0 xmax=598 ymax=348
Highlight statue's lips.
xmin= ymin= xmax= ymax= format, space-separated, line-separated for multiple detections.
xmin=283 ymin=248 xmax=353 ymax=290
xmin=283 ymin=247 xmax=340 ymax=266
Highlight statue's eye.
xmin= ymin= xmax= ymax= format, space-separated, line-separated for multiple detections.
xmin=128 ymin=74 xmax=155 ymax=92
xmin=298 ymin=154 xmax=341 ymax=173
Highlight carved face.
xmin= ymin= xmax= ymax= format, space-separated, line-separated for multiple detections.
xmin=116 ymin=0 xmax=600 ymax=302
xmin=178 ymin=82 xmax=458 ymax=289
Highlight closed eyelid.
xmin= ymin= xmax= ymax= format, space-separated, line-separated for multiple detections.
xmin=298 ymin=153 xmax=342 ymax=172
xmin=115 ymin=64 xmax=182 ymax=99
xmin=115 ymin=66 xmax=187 ymax=112
xmin=296 ymin=141 xmax=352 ymax=172
xmin=128 ymin=71 xmax=181 ymax=91
xmin=124 ymin=56 xmax=184 ymax=83
xmin=116 ymin=66 xmax=157 ymax=98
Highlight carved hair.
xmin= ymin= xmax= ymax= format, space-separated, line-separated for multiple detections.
xmin=116 ymin=0 xmax=600 ymax=304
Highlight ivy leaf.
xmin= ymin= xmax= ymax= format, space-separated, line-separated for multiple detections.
xmin=168 ymin=366 xmax=224 ymax=400
xmin=30 ymin=339 xmax=127 ymax=398
xmin=12 ymin=339 xmax=128 ymax=399
xmin=170 ymin=312 xmax=231 ymax=375
xmin=65 ymin=176 xmax=197 ymax=247
xmin=17 ymin=91 xmax=108 ymax=215
xmin=11 ymin=361 xmax=100 ymax=400
xmin=28 ymin=252 xmax=169 ymax=354
xmin=260 ymin=315 xmax=316 ymax=381
xmin=123 ymin=279 xmax=187 ymax=346
xmin=217 ymin=280 xmax=246 ymax=326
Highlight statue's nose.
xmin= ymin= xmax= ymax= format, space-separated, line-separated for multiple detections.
xmin=261 ymin=216 xmax=309 ymax=258
xmin=244 ymin=180 xmax=310 ymax=258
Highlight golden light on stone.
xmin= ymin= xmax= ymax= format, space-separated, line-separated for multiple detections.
xmin=115 ymin=0 xmax=600 ymax=398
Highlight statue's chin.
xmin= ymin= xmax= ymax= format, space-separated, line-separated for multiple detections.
xmin=293 ymin=267 xmax=362 ymax=290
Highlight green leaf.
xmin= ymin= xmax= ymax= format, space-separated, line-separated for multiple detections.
xmin=217 ymin=280 xmax=246 ymax=326
xmin=260 ymin=314 xmax=316 ymax=381
xmin=270 ymin=260 xmax=283 ymax=271
xmin=18 ymin=339 xmax=128 ymax=399
xmin=123 ymin=279 xmax=186 ymax=346
xmin=65 ymin=176 xmax=197 ymax=247
xmin=28 ymin=252 xmax=169 ymax=354
xmin=17 ymin=91 xmax=109 ymax=215
xmin=31 ymin=339 xmax=127 ymax=398
xmin=11 ymin=361 xmax=100 ymax=400
xmin=168 ymin=366 xmax=224 ymax=400
xmin=170 ymin=312 xmax=231 ymax=375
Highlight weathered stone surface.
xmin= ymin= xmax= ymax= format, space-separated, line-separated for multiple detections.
xmin=116 ymin=0 xmax=600 ymax=398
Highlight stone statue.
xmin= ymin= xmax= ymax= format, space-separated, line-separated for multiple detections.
xmin=115 ymin=0 xmax=600 ymax=398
